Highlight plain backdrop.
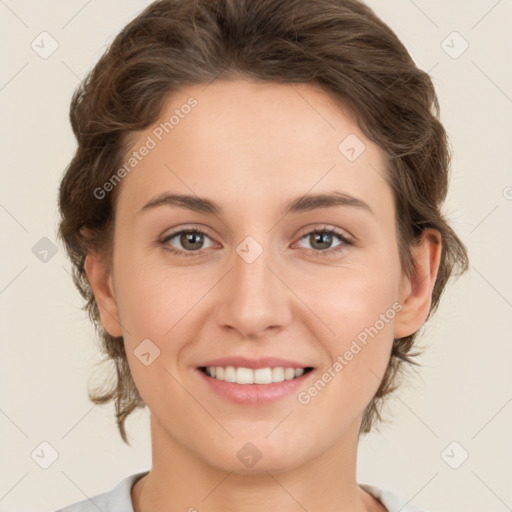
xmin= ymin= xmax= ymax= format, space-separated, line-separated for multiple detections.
xmin=1 ymin=1 xmax=511 ymax=511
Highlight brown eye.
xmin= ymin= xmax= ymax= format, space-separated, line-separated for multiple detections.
xmin=296 ymin=228 xmax=352 ymax=257
xmin=160 ymin=228 xmax=214 ymax=257
xmin=178 ymin=231 xmax=205 ymax=250
xmin=308 ymin=232 xmax=335 ymax=250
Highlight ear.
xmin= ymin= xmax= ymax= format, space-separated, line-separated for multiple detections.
xmin=394 ymin=228 xmax=442 ymax=340
xmin=84 ymin=251 xmax=123 ymax=338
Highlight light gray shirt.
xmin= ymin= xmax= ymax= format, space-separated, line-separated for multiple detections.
xmin=52 ymin=470 xmax=427 ymax=512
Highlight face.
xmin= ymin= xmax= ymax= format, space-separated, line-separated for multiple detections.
xmin=88 ymin=79 xmax=436 ymax=474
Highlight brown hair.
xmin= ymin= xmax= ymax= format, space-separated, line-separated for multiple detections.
xmin=57 ymin=0 xmax=469 ymax=444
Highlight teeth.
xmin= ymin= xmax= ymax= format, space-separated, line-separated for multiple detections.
xmin=236 ymin=367 xmax=254 ymax=384
xmin=224 ymin=366 xmax=236 ymax=383
xmin=272 ymin=367 xmax=285 ymax=382
xmin=284 ymin=367 xmax=296 ymax=380
xmin=204 ymin=366 xmax=308 ymax=384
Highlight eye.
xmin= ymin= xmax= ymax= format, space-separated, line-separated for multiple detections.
xmin=159 ymin=225 xmax=352 ymax=258
xmin=294 ymin=227 xmax=352 ymax=257
xmin=160 ymin=227 xmax=215 ymax=257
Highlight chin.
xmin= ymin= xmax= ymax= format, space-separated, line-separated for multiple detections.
xmin=213 ymin=455 xmax=303 ymax=476
xmin=198 ymin=438 xmax=312 ymax=476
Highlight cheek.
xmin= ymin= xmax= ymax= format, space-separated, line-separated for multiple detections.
xmin=312 ymin=259 xmax=400 ymax=341
xmin=113 ymin=250 xmax=196 ymax=336
xmin=308 ymin=255 xmax=401 ymax=394
xmin=114 ymin=261 xmax=192 ymax=407
xmin=116 ymin=274 xmax=168 ymax=340
xmin=112 ymin=255 xmax=207 ymax=386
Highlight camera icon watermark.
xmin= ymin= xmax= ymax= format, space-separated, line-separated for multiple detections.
xmin=31 ymin=31 xmax=59 ymax=59
xmin=441 ymin=31 xmax=469 ymax=60
xmin=31 ymin=441 xmax=59 ymax=469
xmin=237 ymin=442 xmax=262 ymax=468
xmin=236 ymin=236 xmax=263 ymax=264
xmin=338 ymin=134 xmax=366 ymax=162
xmin=440 ymin=440 xmax=469 ymax=469
xmin=134 ymin=338 xmax=161 ymax=366
xmin=32 ymin=237 xmax=58 ymax=263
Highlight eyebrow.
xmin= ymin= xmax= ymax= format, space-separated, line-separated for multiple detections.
xmin=137 ymin=191 xmax=374 ymax=217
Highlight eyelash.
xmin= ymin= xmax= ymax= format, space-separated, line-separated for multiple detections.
xmin=159 ymin=226 xmax=352 ymax=258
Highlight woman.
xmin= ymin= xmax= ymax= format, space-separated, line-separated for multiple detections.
xmin=54 ymin=0 xmax=469 ymax=510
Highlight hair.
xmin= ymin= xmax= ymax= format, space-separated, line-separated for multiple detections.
xmin=57 ymin=0 xmax=469 ymax=445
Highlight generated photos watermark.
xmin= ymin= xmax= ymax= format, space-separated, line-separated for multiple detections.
xmin=93 ymin=96 xmax=198 ymax=200
xmin=297 ymin=301 xmax=403 ymax=405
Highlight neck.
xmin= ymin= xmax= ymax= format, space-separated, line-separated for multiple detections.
xmin=132 ymin=413 xmax=386 ymax=512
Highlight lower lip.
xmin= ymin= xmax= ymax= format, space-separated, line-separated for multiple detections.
xmin=196 ymin=368 xmax=314 ymax=405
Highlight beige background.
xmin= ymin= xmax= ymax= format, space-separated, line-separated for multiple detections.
xmin=1 ymin=1 xmax=511 ymax=511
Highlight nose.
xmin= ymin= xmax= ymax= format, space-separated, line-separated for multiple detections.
xmin=214 ymin=238 xmax=292 ymax=339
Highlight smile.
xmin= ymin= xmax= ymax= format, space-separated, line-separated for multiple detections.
xmin=197 ymin=365 xmax=316 ymax=405
xmin=200 ymin=365 xmax=314 ymax=385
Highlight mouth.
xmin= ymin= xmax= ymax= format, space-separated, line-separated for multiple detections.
xmin=198 ymin=365 xmax=315 ymax=385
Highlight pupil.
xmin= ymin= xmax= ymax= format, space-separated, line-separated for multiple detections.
xmin=313 ymin=232 xmax=331 ymax=250
xmin=182 ymin=232 xmax=203 ymax=250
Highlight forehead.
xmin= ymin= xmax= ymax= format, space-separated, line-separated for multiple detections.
xmin=116 ymin=79 xmax=392 ymax=221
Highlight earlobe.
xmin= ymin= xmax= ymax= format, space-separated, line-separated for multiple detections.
xmin=84 ymin=252 xmax=123 ymax=338
xmin=393 ymin=229 xmax=442 ymax=340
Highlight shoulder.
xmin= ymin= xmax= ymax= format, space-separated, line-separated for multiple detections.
xmin=51 ymin=473 xmax=429 ymax=512
xmin=51 ymin=470 xmax=149 ymax=512
xmin=359 ymin=482 xmax=429 ymax=512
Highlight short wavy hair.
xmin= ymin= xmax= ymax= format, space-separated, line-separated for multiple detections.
xmin=57 ymin=0 xmax=469 ymax=444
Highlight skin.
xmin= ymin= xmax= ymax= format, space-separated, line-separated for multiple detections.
xmin=85 ymin=79 xmax=442 ymax=512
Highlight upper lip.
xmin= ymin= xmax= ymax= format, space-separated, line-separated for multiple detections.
xmin=198 ymin=356 xmax=314 ymax=370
